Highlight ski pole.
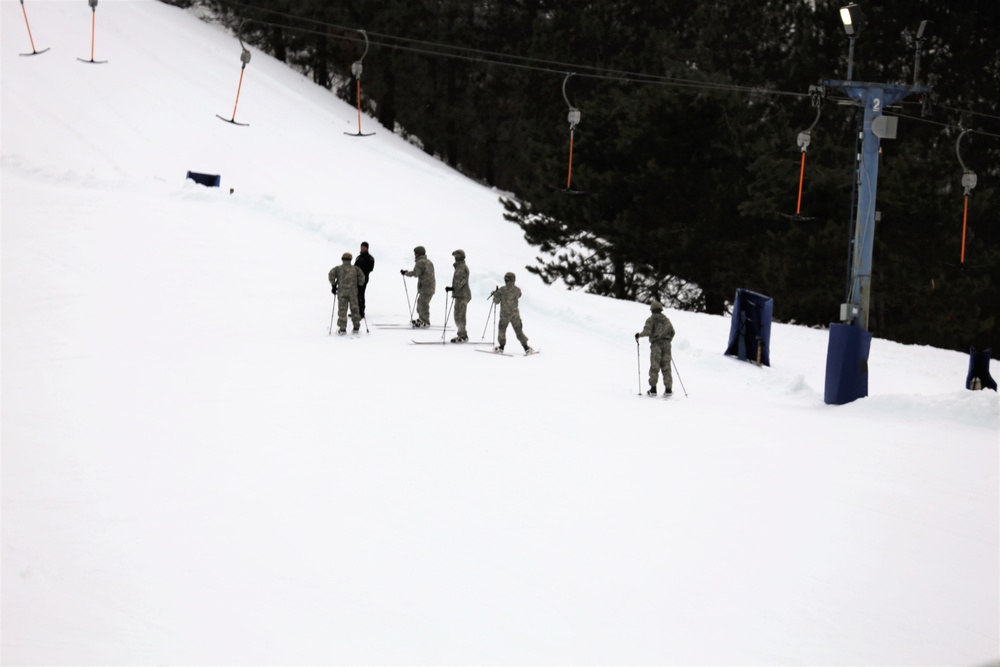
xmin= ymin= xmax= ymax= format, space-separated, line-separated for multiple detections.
xmin=491 ymin=299 xmax=498 ymax=346
xmin=401 ymin=273 xmax=413 ymax=322
xmin=441 ymin=297 xmax=454 ymax=342
xmin=636 ymin=338 xmax=642 ymax=395
xmin=328 ymin=294 xmax=337 ymax=335
xmin=480 ymin=295 xmax=497 ymax=341
xmin=671 ymin=357 xmax=688 ymax=397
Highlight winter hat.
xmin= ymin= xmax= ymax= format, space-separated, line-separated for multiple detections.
xmin=504 ymin=271 xmax=516 ymax=283
xmin=452 ymin=249 xmax=466 ymax=260
xmin=342 ymin=252 xmax=353 ymax=261
xmin=414 ymin=245 xmax=426 ymax=256
xmin=360 ymin=241 xmax=369 ymax=249
xmin=650 ymin=300 xmax=664 ymax=312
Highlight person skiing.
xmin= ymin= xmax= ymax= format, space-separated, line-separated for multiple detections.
xmin=400 ymin=245 xmax=435 ymax=327
xmin=354 ymin=241 xmax=375 ymax=319
xmin=492 ymin=271 xmax=532 ymax=353
xmin=446 ymin=249 xmax=472 ymax=342
xmin=635 ymin=300 xmax=675 ymax=395
xmin=328 ymin=252 xmax=366 ymax=334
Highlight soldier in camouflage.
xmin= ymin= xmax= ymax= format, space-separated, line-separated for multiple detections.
xmin=446 ymin=249 xmax=472 ymax=342
xmin=492 ymin=271 xmax=532 ymax=353
xmin=400 ymin=245 xmax=435 ymax=327
xmin=329 ymin=252 xmax=367 ymax=334
xmin=635 ymin=300 xmax=675 ymax=395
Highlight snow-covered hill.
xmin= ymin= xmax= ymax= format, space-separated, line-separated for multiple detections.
xmin=2 ymin=1 xmax=997 ymax=664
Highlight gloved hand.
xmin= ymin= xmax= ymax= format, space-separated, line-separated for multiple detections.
xmin=332 ymin=286 xmax=338 ymax=295
xmin=400 ymin=269 xmax=407 ymax=276
xmin=445 ymin=286 xmax=453 ymax=292
xmin=634 ymin=333 xmax=640 ymax=340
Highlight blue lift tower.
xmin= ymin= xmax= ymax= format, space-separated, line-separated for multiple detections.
xmin=821 ymin=6 xmax=931 ymax=404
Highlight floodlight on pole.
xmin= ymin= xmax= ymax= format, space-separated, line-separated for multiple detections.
xmin=839 ymin=3 xmax=863 ymax=81
xmin=840 ymin=4 xmax=863 ymax=35
xmin=913 ymin=20 xmax=930 ymax=86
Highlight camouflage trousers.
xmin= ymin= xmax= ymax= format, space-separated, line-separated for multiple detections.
xmin=415 ymin=290 xmax=434 ymax=324
xmin=498 ymin=312 xmax=528 ymax=349
xmin=648 ymin=341 xmax=672 ymax=391
xmin=337 ymin=291 xmax=361 ymax=330
xmin=453 ymin=298 xmax=469 ymax=336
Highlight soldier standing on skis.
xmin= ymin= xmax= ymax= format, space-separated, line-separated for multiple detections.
xmin=354 ymin=241 xmax=375 ymax=319
xmin=492 ymin=271 xmax=533 ymax=353
xmin=446 ymin=249 xmax=471 ymax=342
xmin=636 ymin=300 xmax=674 ymax=395
xmin=329 ymin=252 xmax=366 ymax=334
xmin=400 ymin=245 xmax=435 ymax=327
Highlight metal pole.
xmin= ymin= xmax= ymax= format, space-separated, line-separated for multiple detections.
xmin=328 ymin=295 xmax=337 ymax=335
xmin=401 ymin=274 xmax=413 ymax=323
xmin=671 ymin=357 xmax=688 ymax=397
xmin=481 ymin=292 xmax=498 ymax=342
xmin=636 ymin=339 xmax=642 ymax=395
xmin=441 ymin=297 xmax=454 ymax=342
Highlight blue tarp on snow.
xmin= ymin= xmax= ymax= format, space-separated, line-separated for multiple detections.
xmin=966 ymin=346 xmax=997 ymax=391
xmin=186 ymin=171 xmax=221 ymax=187
xmin=725 ymin=288 xmax=773 ymax=366
xmin=824 ymin=323 xmax=872 ymax=404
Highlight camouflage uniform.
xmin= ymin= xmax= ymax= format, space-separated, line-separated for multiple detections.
xmin=449 ymin=249 xmax=472 ymax=341
xmin=493 ymin=272 xmax=531 ymax=351
xmin=403 ymin=246 xmax=435 ymax=325
xmin=329 ymin=253 xmax=366 ymax=332
xmin=636 ymin=301 xmax=674 ymax=394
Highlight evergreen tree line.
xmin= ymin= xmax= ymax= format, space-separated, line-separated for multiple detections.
xmin=181 ymin=0 xmax=998 ymax=357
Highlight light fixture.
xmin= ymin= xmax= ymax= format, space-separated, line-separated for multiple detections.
xmin=840 ymin=4 xmax=864 ymax=36
xmin=839 ymin=3 xmax=864 ymax=80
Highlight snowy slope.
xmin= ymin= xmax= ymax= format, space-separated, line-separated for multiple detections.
xmin=2 ymin=1 xmax=998 ymax=664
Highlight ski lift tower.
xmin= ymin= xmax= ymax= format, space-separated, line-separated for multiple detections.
xmin=822 ymin=4 xmax=930 ymax=405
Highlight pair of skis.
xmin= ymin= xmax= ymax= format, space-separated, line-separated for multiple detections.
xmin=412 ymin=340 xmax=493 ymax=346
xmin=476 ymin=348 xmax=541 ymax=357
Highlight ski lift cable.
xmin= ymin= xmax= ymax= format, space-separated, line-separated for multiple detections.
xmin=938 ymin=104 xmax=1000 ymax=124
xmin=212 ymin=1 xmax=810 ymax=100
xmin=882 ymin=110 xmax=1000 ymax=140
xmin=218 ymin=0 xmax=1000 ymax=124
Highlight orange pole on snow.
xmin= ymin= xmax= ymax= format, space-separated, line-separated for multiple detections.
xmin=356 ymin=79 xmax=363 ymax=133
xmin=960 ymin=195 xmax=969 ymax=264
xmin=21 ymin=1 xmax=39 ymax=52
xmin=796 ymin=151 xmax=807 ymax=214
xmin=566 ymin=131 xmax=575 ymax=189
xmin=230 ymin=66 xmax=246 ymax=120
xmin=90 ymin=9 xmax=97 ymax=62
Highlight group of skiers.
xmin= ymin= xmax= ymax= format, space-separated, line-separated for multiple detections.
xmin=327 ymin=241 xmax=374 ymax=334
xmin=328 ymin=244 xmax=535 ymax=354
xmin=329 ymin=244 xmax=675 ymax=393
